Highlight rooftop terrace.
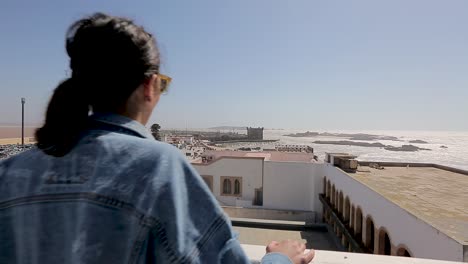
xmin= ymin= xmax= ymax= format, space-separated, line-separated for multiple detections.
xmin=351 ymin=164 xmax=468 ymax=245
xmin=194 ymin=150 xmax=316 ymax=164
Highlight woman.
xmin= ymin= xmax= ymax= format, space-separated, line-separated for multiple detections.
xmin=0 ymin=13 xmax=314 ymax=264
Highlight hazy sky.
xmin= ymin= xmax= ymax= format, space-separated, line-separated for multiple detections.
xmin=0 ymin=0 xmax=467 ymax=130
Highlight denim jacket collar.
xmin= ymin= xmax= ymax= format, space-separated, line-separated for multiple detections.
xmin=90 ymin=112 xmax=154 ymax=139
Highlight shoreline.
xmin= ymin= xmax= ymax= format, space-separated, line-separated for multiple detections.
xmin=0 ymin=126 xmax=37 ymax=139
xmin=0 ymin=137 xmax=36 ymax=145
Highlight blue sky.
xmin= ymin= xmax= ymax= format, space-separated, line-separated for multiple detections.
xmin=0 ymin=0 xmax=467 ymax=130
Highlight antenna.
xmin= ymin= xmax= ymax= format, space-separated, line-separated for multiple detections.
xmin=21 ymin=98 xmax=25 ymax=147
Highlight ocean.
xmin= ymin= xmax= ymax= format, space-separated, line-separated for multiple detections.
xmin=2 ymin=126 xmax=468 ymax=171
xmin=218 ymin=129 xmax=468 ymax=171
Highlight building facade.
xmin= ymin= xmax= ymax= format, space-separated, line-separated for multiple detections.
xmin=247 ymin=127 xmax=264 ymax=140
xmin=190 ymin=151 xmax=468 ymax=262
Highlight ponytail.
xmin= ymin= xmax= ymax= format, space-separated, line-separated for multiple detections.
xmin=35 ymin=78 xmax=89 ymax=157
xmin=36 ymin=13 xmax=160 ymax=156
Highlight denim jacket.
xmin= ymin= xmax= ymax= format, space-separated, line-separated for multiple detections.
xmin=0 ymin=113 xmax=291 ymax=264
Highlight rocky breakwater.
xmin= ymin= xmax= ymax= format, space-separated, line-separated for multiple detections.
xmin=312 ymin=140 xmax=431 ymax=152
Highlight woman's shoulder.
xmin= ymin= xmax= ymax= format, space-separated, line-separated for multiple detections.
xmin=90 ymin=131 xmax=185 ymax=162
xmin=133 ymin=137 xmax=186 ymax=163
xmin=0 ymin=147 xmax=42 ymax=170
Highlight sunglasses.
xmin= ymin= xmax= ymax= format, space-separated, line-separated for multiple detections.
xmin=158 ymin=74 xmax=172 ymax=94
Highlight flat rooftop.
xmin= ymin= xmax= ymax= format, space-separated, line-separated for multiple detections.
xmin=352 ymin=165 xmax=468 ymax=244
xmin=195 ymin=150 xmax=316 ymax=163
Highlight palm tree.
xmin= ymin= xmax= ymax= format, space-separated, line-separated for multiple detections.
xmin=150 ymin=123 xmax=161 ymax=141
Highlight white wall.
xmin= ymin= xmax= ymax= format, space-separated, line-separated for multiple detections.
xmin=223 ymin=206 xmax=316 ymax=222
xmin=324 ymin=164 xmax=463 ymax=262
xmin=263 ymin=162 xmax=324 ymax=213
xmin=193 ymin=158 xmax=263 ymax=206
xmin=193 ymin=158 xmax=326 ymax=215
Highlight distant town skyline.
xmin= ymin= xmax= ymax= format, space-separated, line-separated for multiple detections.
xmin=0 ymin=0 xmax=467 ymax=131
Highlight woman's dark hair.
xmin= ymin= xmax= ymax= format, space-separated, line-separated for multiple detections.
xmin=35 ymin=13 xmax=160 ymax=156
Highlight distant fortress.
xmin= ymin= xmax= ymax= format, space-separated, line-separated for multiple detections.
xmin=247 ymin=127 xmax=264 ymax=140
xmin=163 ymin=127 xmax=277 ymax=144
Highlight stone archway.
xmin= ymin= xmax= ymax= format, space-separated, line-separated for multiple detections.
xmin=344 ymin=197 xmax=351 ymax=223
xmin=355 ymin=207 xmax=363 ymax=242
xmin=338 ymin=191 xmax=344 ymax=218
xmin=365 ymin=216 xmax=375 ymax=253
xmin=350 ymin=205 xmax=355 ymax=234
xmin=378 ymin=228 xmax=392 ymax=255
xmin=396 ymin=247 xmax=412 ymax=257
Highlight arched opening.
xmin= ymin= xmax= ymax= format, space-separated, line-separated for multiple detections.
xmin=365 ymin=216 xmax=375 ymax=253
xmin=223 ymin=179 xmax=231 ymax=194
xmin=338 ymin=191 xmax=344 ymax=219
xmin=355 ymin=207 xmax=363 ymax=242
xmin=331 ymin=185 xmax=336 ymax=207
xmin=397 ymin=247 xmax=412 ymax=257
xmin=344 ymin=197 xmax=350 ymax=223
xmin=378 ymin=228 xmax=392 ymax=255
xmin=234 ymin=179 xmax=241 ymax=195
xmin=350 ymin=205 xmax=355 ymax=234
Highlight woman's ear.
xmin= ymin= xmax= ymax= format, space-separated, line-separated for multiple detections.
xmin=143 ymin=74 xmax=159 ymax=101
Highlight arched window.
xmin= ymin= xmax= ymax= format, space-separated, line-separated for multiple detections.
xmin=397 ymin=247 xmax=411 ymax=257
xmin=355 ymin=207 xmax=363 ymax=242
xmin=234 ymin=179 xmax=241 ymax=195
xmin=344 ymin=197 xmax=351 ymax=223
xmin=350 ymin=205 xmax=355 ymax=234
xmin=338 ymin=191 xmax=344 ymax=218
xmin=365 ymin=216 xmax=375 ymax=253
xmin=378 ymin=229 xmax=392 ymax=255
xmin=223 ymin=179 xmax=231 ymax=194
xmin=221 ymin=177 xmax=242 ymax=196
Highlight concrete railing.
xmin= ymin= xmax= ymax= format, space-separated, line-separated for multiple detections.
xmin=241 ymin=244 xmax=464 ymax=264
xmin=223 ymin=206 xmax=316 ymax=223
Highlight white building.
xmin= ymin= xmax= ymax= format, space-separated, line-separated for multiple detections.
xmin=164 ymin=135 xmax=194 ymax=145
xmin=193 ymin=150 xmax=317 ymax=209
xmin=191 ymin=150 xmax=468 ymax=262
xmin=275 ymin=144 xmax=314 ymax=153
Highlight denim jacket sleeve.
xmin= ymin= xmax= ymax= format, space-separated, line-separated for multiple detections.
xmin=217 ymin=238 xmax=293 ymax=264
xmin=145 ymin=146 xmax=291 ymax=264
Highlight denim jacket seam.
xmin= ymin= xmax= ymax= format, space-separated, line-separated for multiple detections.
xmin=128 ymin=225 xmax=151 ymax=264
xmin=152 ymin=220 xmax=181 ymax=263
xmin=183 ymin=214 xmax=228 ymax=262
xmin=0 ymin=193 xmax=175 ymax=263
xmin=87 ymin=121 xmax=145 ymax=139
xmin=144 ymin=214 xmax=227 ymax=264
xmin=90 ymin=115 xmax=152 ymax=139
xmin=0 ymin=193 xmax=148 ymax=224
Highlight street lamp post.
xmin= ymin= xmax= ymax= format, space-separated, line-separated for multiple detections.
xmin=21 ymin=98 xmax=25 ymax=147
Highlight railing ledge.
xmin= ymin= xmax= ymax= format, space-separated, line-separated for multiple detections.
xmin=241 ymin=244 xmax=464 ymax=264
